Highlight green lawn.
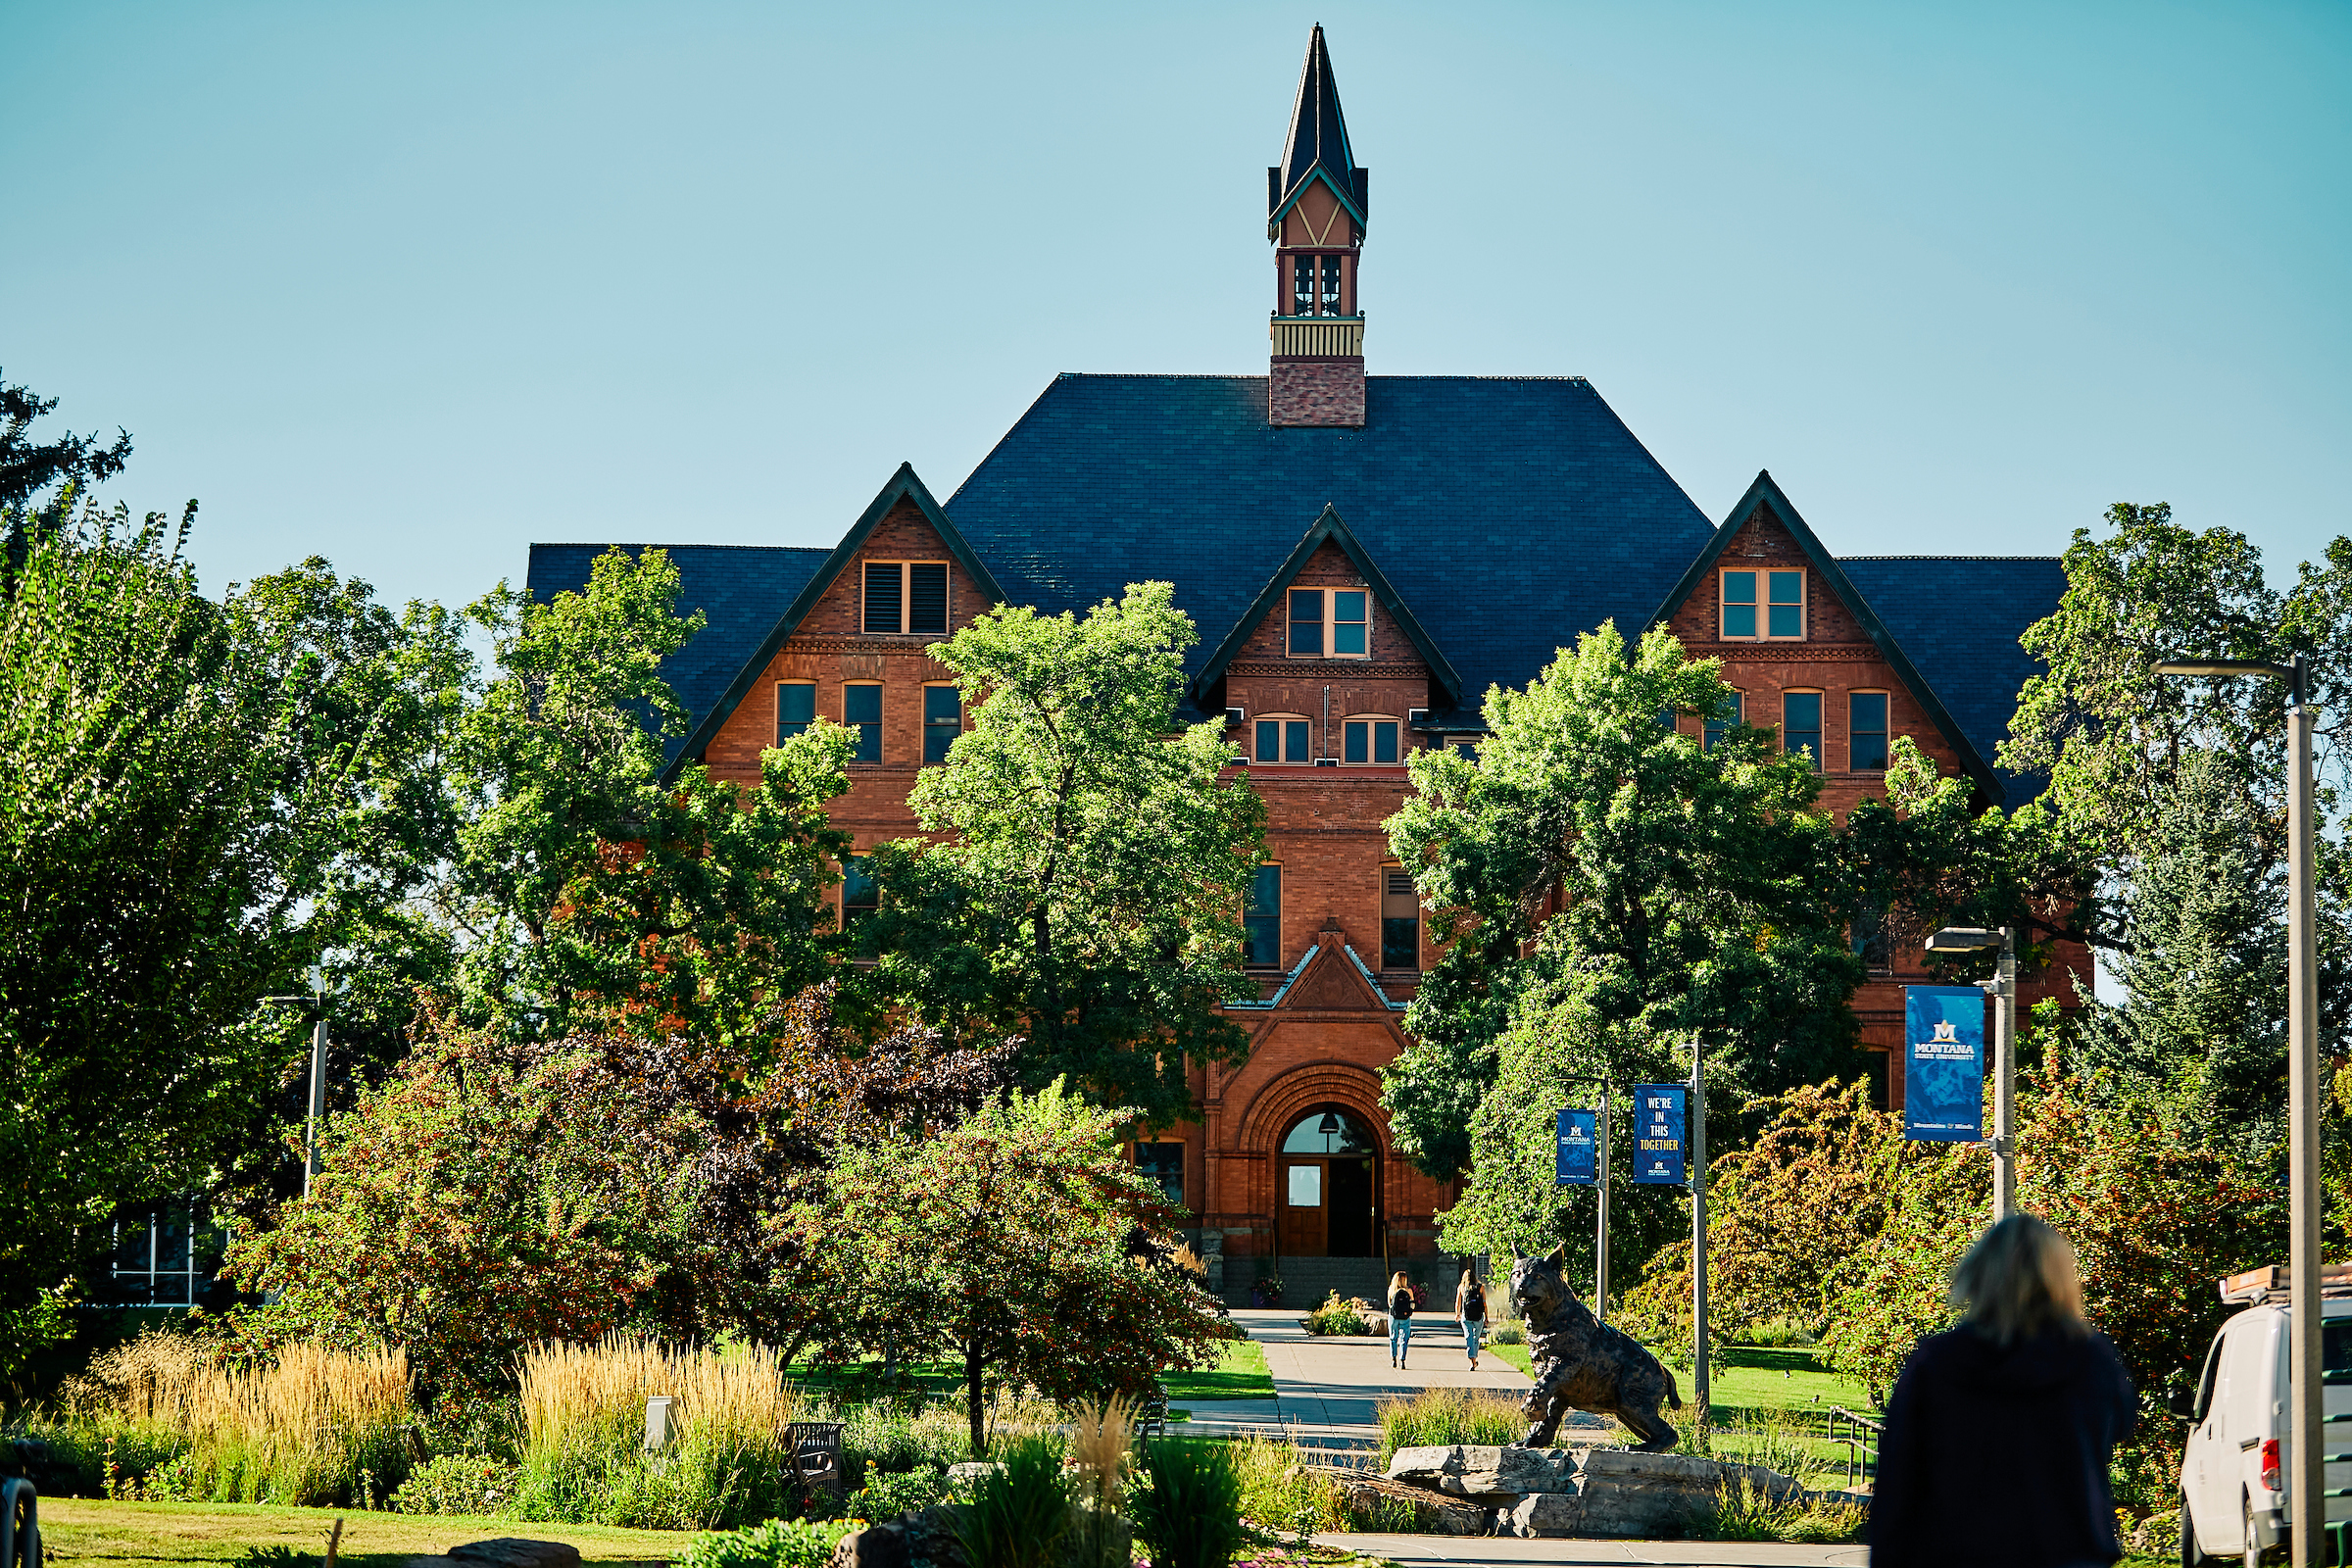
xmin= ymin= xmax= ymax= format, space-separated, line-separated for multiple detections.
xmin=1160 ymin=1337 xmax=1273 ymax=1400
xmin=1489 ymin=1339 xmax=1875 ymax=1424
xmin=39 ymin=1499 xmax=687 ymax=1568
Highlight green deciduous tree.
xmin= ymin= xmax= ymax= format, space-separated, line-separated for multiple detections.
xmin=862 ymin=582 xmax=1265 ymax=1126
xmin=812 ymin=1080 xmax=1227 ymax=1457
xmin=1382 ymin=623 xmax=1866 ymax=1180
xmin=0 ymin=499 xmax=471 ymax=1318
xmin=444 ymin=549 xmax=855 ymax=1045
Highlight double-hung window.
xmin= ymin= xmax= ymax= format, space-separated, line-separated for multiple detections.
xmin=1782 ymin=691 xmax=1822 ymax=769
xmin=1849 ymin=692 xmax=1888 ymax=772
xmin=1381 ymin=867 xmax=1420 ymax=970
xmin=1703 ymin=691 xmax=1743 ymax=751
xmin=863 ymin=561 xmax=951 ymax=635
xmin=1721 ymin=569 xmax=1805 ymax=640
xmin=923 ymin=685 xmax=962 ymax=764
xmin=1343 ymin=718 xmax=1400 ymax=763
xmin=1286 ymin=588 xmax=1369 ymax=658
xmin=1244 ymin=863 xmax=1282 ymax=966
xmin=776 ymin=681 xmax=815 ymax=744
xmin=844 ymin=683 xmax=882 ymax=763
xmin=1254 ymin=716 xmax=1313 ymax=764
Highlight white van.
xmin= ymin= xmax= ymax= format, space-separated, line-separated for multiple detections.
xmin=2178 ymin=1265 xmax=2352 ymax=1565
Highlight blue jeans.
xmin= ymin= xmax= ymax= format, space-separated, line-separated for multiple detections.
xmin=1463 ymin=1318 xmax=1483 ymax=1357
xmin=1390 ymin=1317 xmax=1412 ymax=1361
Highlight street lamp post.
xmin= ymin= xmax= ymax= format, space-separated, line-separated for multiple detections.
xmin=2155 ymin=654 xmax=2321 ymax=1568
xmin=1925 ymin=924 xmax=2017 ymax=1221
xmin=261 ymin=973 xmax=331 ymax=1199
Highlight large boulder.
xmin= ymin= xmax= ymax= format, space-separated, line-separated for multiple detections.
xmin=448 ymin=1544 xmax=582 ymax=1568
xmin=1383 ymin=1444 xmax=1806 ymax=1540
xmin=830 ymin=1503 xmax=970 ymax=1568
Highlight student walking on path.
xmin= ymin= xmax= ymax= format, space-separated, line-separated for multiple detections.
xmin=1454 ymin=1262 xmax=1488 ymax=1372
xmin=1388 ymin=1271 xmax=1416 ymax=1369
xmin=1869 ymin=1214 xmax=2135 ymax=1568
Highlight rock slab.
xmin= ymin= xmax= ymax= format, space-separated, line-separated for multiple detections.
xmin=449 ymin=1543 xmax=582 ymax=1568
xmin=1385 ymin=1444 xmax=1806 ymax=1540
xmin=830 ymin=1504 xmax=970 ymax=1568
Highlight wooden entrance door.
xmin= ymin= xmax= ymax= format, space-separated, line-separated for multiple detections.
xmin=1278 ymin=1159 xmax=1327 ymax=1257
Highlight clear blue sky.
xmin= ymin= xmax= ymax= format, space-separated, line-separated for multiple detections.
xmin=6 ymin=1 xmax=2347 ymax=612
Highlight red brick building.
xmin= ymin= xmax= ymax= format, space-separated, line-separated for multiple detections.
xmin=528 ymin=26 xmax=2083 ymax=1302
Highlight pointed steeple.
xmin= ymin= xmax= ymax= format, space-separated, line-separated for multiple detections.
xmin=1269 ymin=24 xmax=1366 ymax=228
xmin=1265 ymin=25 xmax=1368 ymax=428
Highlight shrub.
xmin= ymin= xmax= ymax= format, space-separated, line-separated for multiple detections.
xmin=1373 ymin=1387 xmax=1524 ymax=1462
xmin=955 ymin=1435 xmax=1070 ymax=1568
xmin=838 ymin=1466 xmax=951 ymax=1522
xmin=1129 ymin=1440 xmax=1246 ymax=1568
xmin=1300 ymin=1294 xmax=1369 ymax=1338
xmin=389 ymin=1454 xmax=522 ymax=1516
xmin=680 ymin=1517 xmax=859 ymax=1568
xmin=59 ymin=1334 xmax=413 ymax=1505
xmin=837 ymin=1399 xmax=975 ymax=1485
xmin=1487 ymin=1320 xmax=1525 ymax=1346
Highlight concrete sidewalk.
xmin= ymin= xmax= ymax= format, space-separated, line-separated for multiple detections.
xmin=1311 ymin=1534 xmax=1868 ymax=1568
xmin=1185 ymin=1308 xmax=1614 ymax=1449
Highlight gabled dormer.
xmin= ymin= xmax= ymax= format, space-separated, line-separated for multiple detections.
xmin=1650 ymin=470 xmax=2003 ymax=805
xmin=1195 ymin=505 xmax=1457 ymax=768
xmin=1266 ymin=25 xmax=1368 ymax=428
xmin=672 ymin=463 xmax=1004 ymax=784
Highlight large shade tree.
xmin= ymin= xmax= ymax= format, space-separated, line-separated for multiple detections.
xmin=860 ymin=581 xmax=1265 ymax=1126
xmin=1383 ymin=622 xmax=1866 ymax=1185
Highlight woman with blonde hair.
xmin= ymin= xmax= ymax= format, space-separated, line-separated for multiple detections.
xmin=1387 ymin=1270 xmax=1416 ymax=1370
xmin=1869 ymin=1214 xmax=2134 ymax=1567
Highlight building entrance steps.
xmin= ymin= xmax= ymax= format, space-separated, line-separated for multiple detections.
xmin=1266 ymin=1257 xmax=1395 ymax=1308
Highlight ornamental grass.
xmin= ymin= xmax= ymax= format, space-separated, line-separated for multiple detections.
xmin=61 ymin=1333 xmax=414 ymax=1505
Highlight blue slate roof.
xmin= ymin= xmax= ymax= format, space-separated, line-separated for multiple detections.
xmin=1838 ymin=556 xmax=2067 ymax=801
xmin=524 ymin=542 xmax=831 ymax=763
xmin=941 ymin=373 xmax=1719 ymax=709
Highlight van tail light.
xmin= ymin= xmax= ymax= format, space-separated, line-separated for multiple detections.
xmin=2263 ymin=1438 xmax=2282 ymax=1491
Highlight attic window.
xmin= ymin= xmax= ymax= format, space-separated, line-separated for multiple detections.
xmin=863 ymin=561 xmax=951 ymax=635
xmin=1287 ymin=588 xmax=1369 ymax=659
xmin=1721 ymin=569 xmax=1805 ymax=641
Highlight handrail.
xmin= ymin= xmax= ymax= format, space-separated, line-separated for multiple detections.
xmin=1827 ymin=1406 xmax=1882 ymax=1492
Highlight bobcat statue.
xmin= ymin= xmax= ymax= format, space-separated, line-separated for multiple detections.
xmin=1508 ymin=1244 xmax=1683 ymax=1451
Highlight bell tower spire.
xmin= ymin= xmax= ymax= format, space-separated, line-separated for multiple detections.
xmin=1267 ymin=24 xmax=1367 ymax=428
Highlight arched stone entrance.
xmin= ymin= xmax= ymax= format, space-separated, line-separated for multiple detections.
xmin=1274 ymin=1104 xmax=1380 ymax=1258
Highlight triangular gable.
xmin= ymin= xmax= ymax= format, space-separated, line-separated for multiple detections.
xmin=1647 ymin=470 xmax=2007 ymax=804
xmin=1225 ymin=928 xmax=1406 ymax=1013
xmin=662 ymin=463 xmax=1005 ymax=782
xmin=1192 ymin=504 xmax=1462 ymax=708
xmin=1271 ymin=165 xmax=1367 ymax=234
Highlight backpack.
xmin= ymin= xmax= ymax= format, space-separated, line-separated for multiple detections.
xmin=1390 ymin=1288 xmax=1413 ymax=1318
xmin=1462 ymin=1284 xmax=1486 ymax=1320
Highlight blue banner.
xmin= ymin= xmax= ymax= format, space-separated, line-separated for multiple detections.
xmin=1631 ymin=1085 xmax=1687 ymax=1185
xmin=1904 ymin=985 xmax=1986 ymax=1143
xmin=1554 ymin=1108 xmax=1597 ymax=1186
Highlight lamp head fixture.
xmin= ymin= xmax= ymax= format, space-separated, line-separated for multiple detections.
xmin=1926 ymin=927 xmax=2003 ymax=955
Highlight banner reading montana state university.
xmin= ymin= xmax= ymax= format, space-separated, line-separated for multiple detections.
xmin=1630 ymin=1085 xmax=1688 ymax=1185
xmin=1554 ymin=1109 xmax=1597 ymax=1186
xmin=1904 ymin=986 xmax=1986 ymax=1143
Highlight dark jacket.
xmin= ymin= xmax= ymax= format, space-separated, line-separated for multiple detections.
xmin=1869 ymin=1323 xmax=2135 ymax=1568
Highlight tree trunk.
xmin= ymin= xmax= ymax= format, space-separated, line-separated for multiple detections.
xmin=966 ymin=1335 xmax=986 ymax=1457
